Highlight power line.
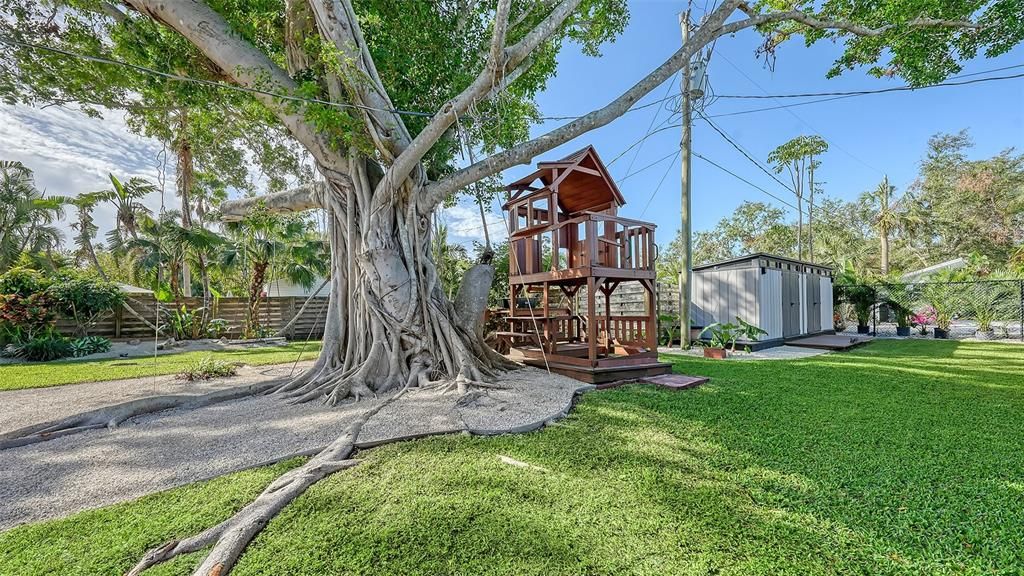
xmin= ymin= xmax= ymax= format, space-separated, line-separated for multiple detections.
xmin=0 ymin=36 xmax=435 ymax=118
xmin=620 ymin=148 xmax=681 ymax=182
xmin=1 ymin=35 xmax=678 ymax=125
xmin=638 ymin=150 xmax=681 ymax=218
xmin=697 ymin=109 xmax=796 ymax=195
xmin=692 ymin=151 xmax=800 ymax=213
xmin=713 ymin=49 xmax=884 ymax=176
xmin=705 ymin=94 xmax=859 ymax=118
xmin=713 ymin=69 xmax=1024 ymax=99
xmin=621 ymin=79 xmax=677 ymax=178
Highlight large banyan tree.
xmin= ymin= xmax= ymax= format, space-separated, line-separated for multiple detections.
xmin=1 ymin=0 xmax=1019 ymax=573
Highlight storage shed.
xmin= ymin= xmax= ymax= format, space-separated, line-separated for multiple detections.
xmin=691 ymin=253 xmax=833 ymax=344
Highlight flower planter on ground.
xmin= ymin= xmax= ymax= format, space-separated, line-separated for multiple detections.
xmin=857 ymin=325 xmax=870 ymax=334
xmin=933 ymin=328 xmax=949 ymax=339
xmin=896 ymin=326 xmax=911 ymax=337
xmin=703 ymin=347 xmax=727 ymax=360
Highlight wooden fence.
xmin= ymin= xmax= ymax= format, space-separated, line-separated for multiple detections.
xmin=57 ymin=295 xmax=329 ymax=340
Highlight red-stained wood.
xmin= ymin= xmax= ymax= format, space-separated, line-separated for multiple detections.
xmin=503 ymin=147 xmax=662 ymax=383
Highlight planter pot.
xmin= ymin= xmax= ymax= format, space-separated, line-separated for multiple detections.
xmin=896 ymin=326 xmax=911 ymax=337
xmin=974 ymin=329 xmax=996 ymax=340
xmin=933 ymin=328 xmax=949 ymax=339
xmin=857 ymin=325 xmax=870 ymax=334
xmin=703 ymin=347 xmax=728 ymax=360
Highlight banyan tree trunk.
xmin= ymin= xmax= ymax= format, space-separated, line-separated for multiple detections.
xmin=272 ymin=157 xmax=513 ymax=405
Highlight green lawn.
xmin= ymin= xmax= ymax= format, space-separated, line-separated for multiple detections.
xmin=0 ymin=341 xmax=323 ymax=391
xmin=2 ymin=340 xmax=1024 ymax=575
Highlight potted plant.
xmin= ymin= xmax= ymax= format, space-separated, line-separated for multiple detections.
xmin=881 ymin=279 xmax=914 ymax=337
xmin=735 ymin=316 xmax=768 ymax=347
xmin=835 ymin=262 xmax=875 ymax=334
xmin=966 ymin=277 xmax=1011 ymax=340
xmin=698 ymin=322 xmax=739 ymax=359
xmin=921 ymin=269 xmax=966 ymax=339
xmin=911 ymin=308 xmax=935 ymax=336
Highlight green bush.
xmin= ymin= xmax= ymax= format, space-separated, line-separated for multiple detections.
xmin=178 ymin=355 xmax=238 ymax=381
xmin=70 ymin=336 xmax=112 ymax=358
xmin=0 ymin=267 xmax=50 ymax=297
xmin=5 ymin=335 xmax=74 ymax=362
xmin=47 ymin=272 xmax=124 ymax=336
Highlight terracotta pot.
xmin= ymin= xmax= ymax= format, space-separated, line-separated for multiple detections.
xmin=703 ymin=347 xmax=728 ymax=359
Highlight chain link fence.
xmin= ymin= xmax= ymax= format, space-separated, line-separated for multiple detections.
xmin=834 ymin=279 xmax=1024 ymax=340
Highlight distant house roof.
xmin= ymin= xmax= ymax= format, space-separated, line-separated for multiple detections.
xmin=692 ymin=253 xmax=833 ymax=272
xmin=900 ymin=258 xmax=967 ymax=282
xmin=117 ymin=283 xmax=153 ymax=294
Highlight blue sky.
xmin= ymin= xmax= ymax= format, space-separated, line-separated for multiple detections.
xmin=2 ymin=1 xmax=1021 ymax=248
xmin=475 ymin=1 xmax=1024 ymax=246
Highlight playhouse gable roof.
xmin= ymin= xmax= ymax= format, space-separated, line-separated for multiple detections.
xmin=504 ymin=146 xmax=625 ymax=214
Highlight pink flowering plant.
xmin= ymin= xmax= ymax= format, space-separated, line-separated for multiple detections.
xmin=912 ymin=307 xmax=937 ymax=335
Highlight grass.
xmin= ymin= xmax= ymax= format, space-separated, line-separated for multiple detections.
xmin=0 ymin=341 xmax=322 ymax=391
xmin=2 ymin=339 xmax=1024 ymax=575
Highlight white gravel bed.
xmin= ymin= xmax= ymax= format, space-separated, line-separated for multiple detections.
xmin=0 ymin=366 xmax=587 ymax=530
xmin=657 ymin=345 xmax=830 ymax=360
xmin=0 ymin=362 xmax=314 ymax=434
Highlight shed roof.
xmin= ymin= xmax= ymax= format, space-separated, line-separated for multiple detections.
xmin=692 ymin=253 xmax=833 ymax=272
xmin=504 ymin=146 xmax=625 ymax=214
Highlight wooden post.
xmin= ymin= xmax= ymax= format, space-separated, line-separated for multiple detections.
xmin=587 ymin=276 xmax=597 ymax=366
xmin=645 ymin=279 xmax=657 ymax=351
xmin=603 ymin=281 xmax=612 ymax=347
xmin=114 ymin=303 xmax=123 ymax=339
xmin=542 ymin=281 xmax=551 ymax=353
xmin=286 ymin=297 xmax=297 ymax=340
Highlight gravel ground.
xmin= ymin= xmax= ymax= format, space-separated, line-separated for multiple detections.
xmin=658 ymin=345 xmax=830 ymax=360
xmin=0 ymin=338 xmax=293 ymax=365
xmin=0 ymin=366 xmax=587 ymax=530
xmin=0 ymin=362 xmax=314 ymax=433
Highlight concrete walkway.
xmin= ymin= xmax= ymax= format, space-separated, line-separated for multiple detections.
xmin=0 ymin=367 xmax=588 ymax=531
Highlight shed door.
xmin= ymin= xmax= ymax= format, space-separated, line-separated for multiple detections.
xmin=782 ymin=271 xmax=800 ymax=337
xmin=806 ymin=276 xmax=821 ymax=333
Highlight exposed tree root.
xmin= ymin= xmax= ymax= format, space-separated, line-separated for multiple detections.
xmin=126 ymin=388 xmax=406 ymax=576
xmin=0 ymin=380 xmax=282 ymax=450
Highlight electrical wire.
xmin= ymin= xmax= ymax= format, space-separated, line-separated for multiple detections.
xmin=696 ymin=110 xmax=796 ymax=195
xmin=638 ymin=150 xmax=681 ymax=218
xmin=713 ymin=70 xmax=1024 ymax=99
xmin=692 ymin=152 xmax=801 ymax=213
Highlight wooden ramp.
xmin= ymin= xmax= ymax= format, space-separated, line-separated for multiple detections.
xmin=786 ymin=334 xmax=874 ymax=351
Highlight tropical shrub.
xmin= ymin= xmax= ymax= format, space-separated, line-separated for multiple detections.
xmin=834 ymin=262 xmax=875 ymax=327
xmin=70 ymin=335 xmax=112 ymax=357
xmin=657 ymin=313 xmax=680 ymax=346
xmin=205 ymin=318 xmax=230 ymax=339
xmin=178 ymin=355 xmax=238 ymax=381
xmin=698 ymin=322 xmax=740 ymax=351
xmin=5 ymin=334 xmax=74 ymax=362
xmin=47 ymin=272 xmax=124 ymax=336
xmin=735 ymin=316 xmax=768 ymax=342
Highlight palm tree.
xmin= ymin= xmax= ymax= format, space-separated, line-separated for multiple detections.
xmin=0 ymin=160 xmax=65 ymax=271
xmin=222 ymin=209 xmax=325 ymax=337
xmin=860 ymin=175 xmax=918 ymax=274
xmin=100 ymin=173 xmax=155 ymax=249
xmin=66 ymin=191 xmax=108 ymax=279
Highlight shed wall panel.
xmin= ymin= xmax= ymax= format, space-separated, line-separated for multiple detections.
xmin=820 ymin=276 xmax=834 ymax=331
xmin=759 ymin=269 xmax=783 ymax=340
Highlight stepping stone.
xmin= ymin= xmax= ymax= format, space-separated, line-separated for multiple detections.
xmin=640 ymin=374 xmax=709 ymax=390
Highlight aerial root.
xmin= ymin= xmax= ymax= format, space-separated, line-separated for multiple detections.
xmin=0 ymin=382 xmax=280 ymax=451
xmin=126 ymin=389 xmax=406 ymax=576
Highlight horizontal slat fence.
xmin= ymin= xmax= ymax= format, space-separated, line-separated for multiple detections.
xmin=56 ymin=295 xmax=329 ymax=340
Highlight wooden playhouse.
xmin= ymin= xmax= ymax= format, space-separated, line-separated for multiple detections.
xmin=497 ymin=146 xmax=671 ymax=383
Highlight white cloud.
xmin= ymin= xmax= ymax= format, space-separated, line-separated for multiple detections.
xmin=0 ymin=104 xmax=180 ymax=238
xmin=441 ymin=201 xmax=507 ymax=248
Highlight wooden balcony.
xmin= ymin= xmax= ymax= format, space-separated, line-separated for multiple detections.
xmin=509 ymin=212 xmax=657 ymax=285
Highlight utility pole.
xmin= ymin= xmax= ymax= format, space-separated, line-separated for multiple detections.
xmin=678 ymin=11 xmax=692 ymax=349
